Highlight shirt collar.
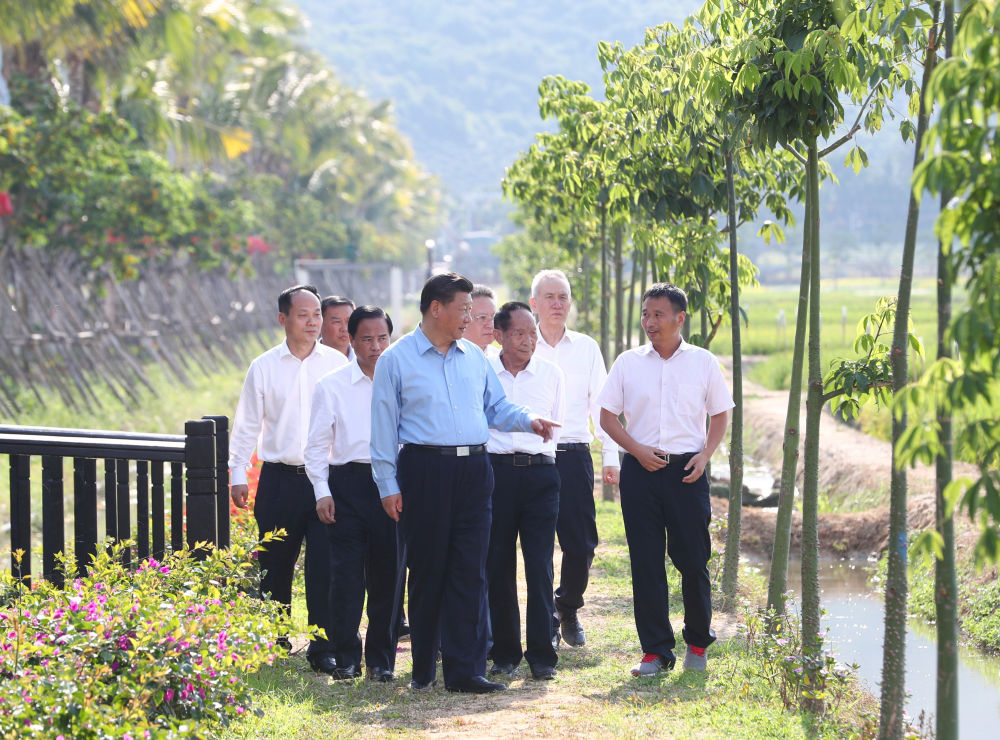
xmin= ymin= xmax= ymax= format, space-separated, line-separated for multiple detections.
xmin=414 ymin=324 xmax=467 ymax=355
xmin=349 ymin=359 xmax=371 ymax=384
xmin=495 ymin=353 xmax=538 ymax=376
xmin=536 ymin=324 xmax=575 ymax=348
xmin=279 ymin=339 xmax=321 ymax=359
xmin=639 ymin=337 xmax=694 ymax=359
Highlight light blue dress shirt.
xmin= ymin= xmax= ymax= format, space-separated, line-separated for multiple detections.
xmin=371 ymin=325 xmax=537 ymax=498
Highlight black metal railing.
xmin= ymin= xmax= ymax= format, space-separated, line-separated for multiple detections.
xmin=0 ymin=415 xmax=230 ymax=586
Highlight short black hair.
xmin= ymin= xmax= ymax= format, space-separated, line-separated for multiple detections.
xmin=348 ymin=305 xmax=393 ymax=337
xmin=321 ymin=295 xmax=355 ymax=314
xmin=420 ymin=272 xmax=474 ymax=314
xmin=471 ymin=284 xmax=496 ymax=301
xmin=278 ymin=284 xmax=320 ymax=314
xmin=642 ymin=282 xmax=687 ymax=314
xmin=494 ymin=301 xmax=532 ymax=332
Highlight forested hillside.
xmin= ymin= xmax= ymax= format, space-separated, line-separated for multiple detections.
xmin=299 ymin=0 xmax=937 ymax=278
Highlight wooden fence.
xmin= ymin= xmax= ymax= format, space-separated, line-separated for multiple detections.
xmin=0 ymin=415 xmax=230 ymax=585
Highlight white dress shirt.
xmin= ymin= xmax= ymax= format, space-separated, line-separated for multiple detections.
xmin=487 ymin=354 xmax=564 ymax=456
xmin=597 ymin=339 xmax=734 ymax=454
xmin=534 ymin=327 xmax=620 ymax=467
xmin=484 ymin=344 xmax=500 ymax=360
xmin=305 ymin=360 xmax=374 ymax=502
xmin=228 ymin=340 xmax=347 ymax=486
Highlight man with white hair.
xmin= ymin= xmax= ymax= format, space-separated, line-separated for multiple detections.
xmin=530 ymin=269 xmax=620 ymax=648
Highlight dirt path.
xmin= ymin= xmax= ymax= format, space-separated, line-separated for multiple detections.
xmin=726 ymin=361 xmax=982 ymax=559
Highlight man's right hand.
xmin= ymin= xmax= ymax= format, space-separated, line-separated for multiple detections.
xmin=632 ymin=446 xmax=668 ymax=472
xmin=316 ymin=496 xmax=336 ymax=524
xmin=230 ymin=484 xmax=250 ymax=509
xmin=382 ymin=493 xmax=403 ymax=521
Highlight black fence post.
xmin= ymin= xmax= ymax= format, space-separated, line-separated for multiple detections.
xmin=136 ymin=460 xmax=150 ymax=562
xmin=73 ymin=457 xmax=98 ymax=576
xmin=41 ymin=455 xmax=65 ymax=587
xmin=104 ymin=459 xmax=117 ymax=544
xmin=116 ymin=459 xmax=131 ymax=569
xmin=184 ymin=419 xmax=217 ymax=557
xmin=151 ymin=461 xmax=166 ymax=560
xmin=9 ymin=454 xmax=31 ymax=584
xmin=203 ymin=414 xmax=230 ymax=549
xmin=170 ymin=461 xmax=184 ymax=552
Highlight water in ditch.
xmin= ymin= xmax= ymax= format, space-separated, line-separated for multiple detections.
xmin=780 ymin=559 xmax=1000 ymax=738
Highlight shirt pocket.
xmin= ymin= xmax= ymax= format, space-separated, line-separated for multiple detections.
xmin=675 ymin=382 xmax=705 ymax=417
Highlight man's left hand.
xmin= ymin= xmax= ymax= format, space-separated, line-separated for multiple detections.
xmin=530 ymin=417 xmax=562 ymax=442
xmin=602 ymin=466 xmax=619 ymax=485
xmin=682 ymin=452 xmax=710 ymax=483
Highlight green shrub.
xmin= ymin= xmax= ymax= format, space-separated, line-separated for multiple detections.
xmin=0 ymin=531 xmax=295 ymax=739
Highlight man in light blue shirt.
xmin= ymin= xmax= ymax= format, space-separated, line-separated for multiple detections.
xmin=371 ymin=273 xmax=559 ymax=694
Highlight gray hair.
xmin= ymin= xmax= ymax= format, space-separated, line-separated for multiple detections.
xmin=530 ymin=269 xmax=572 ymax=299
xmin=470 ymin=284 xmax=496 ymax=300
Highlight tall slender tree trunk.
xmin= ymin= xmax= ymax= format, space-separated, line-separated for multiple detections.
xmin=582 ymin=250 xmax=592 ymax=332
xmin=600 ymin=205 xmax=610 ymax=365
xmin=766 ymin=176 xmax=813 ymax=616
xmin=721 ymin=143 xmax=744 ymax=606
xmin=879 ymin=8 xmax=941 ymax=736
xmin=934 ymin=5 xmax=958 ymax=738
xmin=800 ymin=140 xmax=822 ymax=677
xmin=627 ymin=243 xmax=642 ymax=349
xmin=613 ymin=223 xmax=625 ymax=357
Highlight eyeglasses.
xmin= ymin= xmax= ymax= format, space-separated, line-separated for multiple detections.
xmin=472 ymin=313 xmax=495 ymax=323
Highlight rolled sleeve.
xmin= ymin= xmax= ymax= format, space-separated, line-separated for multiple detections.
xmin=228 ymin=362 xmax=263 ymax=487
xmin=370 ymin=353 xmax=402 ymax=498
xmin=596 ymin=358 xmax=625 ymax=417
xmin=305 ymin=383 xmax=335 ymax=502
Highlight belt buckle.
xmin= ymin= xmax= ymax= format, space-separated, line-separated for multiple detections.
xmin=513 ymin=453 xmax=530 ymax=467
xmin=456 ymin=446 xmax=470 ymax=457
xmin=654 ymin=453 xmax=670 ymax=464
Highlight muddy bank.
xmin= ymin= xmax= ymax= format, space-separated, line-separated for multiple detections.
xmin=718 ymin=363 xmax=981 ymax=560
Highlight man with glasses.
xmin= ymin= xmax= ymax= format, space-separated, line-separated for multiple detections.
xmin=469 ymin=284 xmax=499 ymax=357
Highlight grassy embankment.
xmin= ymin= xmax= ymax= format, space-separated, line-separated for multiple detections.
xmin=725 ymin=279 xmax=999 ymax=655
xmin=224 ymin=505 xmax=878 ymax=739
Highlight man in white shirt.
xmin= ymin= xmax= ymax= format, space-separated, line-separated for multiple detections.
xmin=305 ymin=306 xmax=398 ymax=682
xmin=469 ymin=284 xmax=499 ymax=358
xmin=228 ymin=284 xmax=347 ymax=674
xmin=530 ymin=269 xmax=619 ymax=648
xmin=598 ymin=283 xmax=734 ymax=676
xmin=485 ymin=302 xmax=565 ymax=681
xmin=320 ymin=295 xmax=356 ymax=361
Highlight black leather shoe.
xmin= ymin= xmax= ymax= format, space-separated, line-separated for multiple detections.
xmin=530 ymin=664 xmax=557 ymax=681
xmin=398 ymin=619 xmax=410 ymax=641
xmin=276 ymin=636 xmax=293 ymax=654
xmin=330 ymin=664 xmax=360 ymax=680
xmin=488 ymin=662 xmax=519 ymax=677
xmin=560 ymin=610 xmax=586 ymax=647
xmin=409 ymin=678 xmax=437 ymax=691
xmin=367 ymin=666 xmax=395 ymax=683
xmin=446 ymin=675 xmax=507 ymax=694
xmin=309 ymin=655 xmax=338 ymax=675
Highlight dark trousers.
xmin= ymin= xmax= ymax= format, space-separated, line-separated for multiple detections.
xmin=328 ymin=463 xmax=401 ymax=671
xmin=487 ymin=459 xmax=560 ymax=670
xmin=554 ymin=446 xmax=598 ymax=613
xmin=254 ymin=462 xmax=333 ymax=658
xmin=398 ymin=446 xmax=493 ymax=686
xmin=619 ymin=454 xmax=716 ymax=656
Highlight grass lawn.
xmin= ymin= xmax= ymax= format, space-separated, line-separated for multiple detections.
xmin=225 ymin=502 xmax=876 ymax=739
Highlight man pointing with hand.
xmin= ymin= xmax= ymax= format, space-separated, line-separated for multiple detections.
xmin=370 ymin=273 xmax=559 ymax=695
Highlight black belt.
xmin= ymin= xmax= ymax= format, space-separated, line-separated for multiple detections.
xmin=330 ymin=461 xmax=372 ymax=473
xmin=404 ymin=443 xmax=486 ymax=456
xmin=626 ymin=451 xmax=697 ymax=466
xmin=556 ymin=442 xmax=590 ymax=452
xmin=490 ymin=452 xmax=556 ymax=467
xmin=263 ymin=461 xmax=307 ymax=475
